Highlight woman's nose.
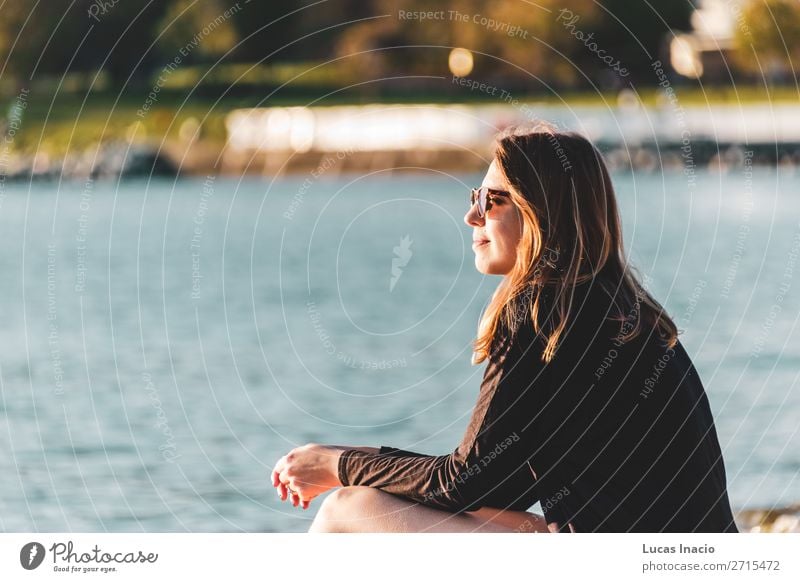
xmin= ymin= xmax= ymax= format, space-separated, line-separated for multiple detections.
xmin=464 ymin=201 xmax=484 ymax=227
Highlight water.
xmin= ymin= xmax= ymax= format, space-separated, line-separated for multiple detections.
xmin=0 ymin=168 xmax=798 ymax=532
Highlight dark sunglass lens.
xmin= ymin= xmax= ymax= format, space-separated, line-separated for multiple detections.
xmin=470 ymin=188 xmax=491 ymax=216
xmin=470 ymin=189 xmax=480 ymax=215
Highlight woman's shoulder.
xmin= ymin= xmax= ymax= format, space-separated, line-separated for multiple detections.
xmin=500 ymin=278 xmax=601 ymax=334
xmin=497 ymin=275 xmax=648 ymax=355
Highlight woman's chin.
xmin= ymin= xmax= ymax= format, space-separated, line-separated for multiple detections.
xmin=474 ymin=257 xmax=508 ymax=276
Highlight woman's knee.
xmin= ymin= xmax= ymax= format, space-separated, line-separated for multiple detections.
xmin=308 ymin=486 xmax=376 ymax=533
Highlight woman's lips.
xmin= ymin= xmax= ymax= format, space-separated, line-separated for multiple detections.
xmin=472 ymin=239 xmax=490 ymax=249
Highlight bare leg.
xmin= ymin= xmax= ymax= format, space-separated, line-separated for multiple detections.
xmin=308 ymin=486 xmax=550 ymax=533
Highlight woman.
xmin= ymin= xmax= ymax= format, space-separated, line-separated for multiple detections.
xmin=271 ymin=123 xmax=739 ymax=533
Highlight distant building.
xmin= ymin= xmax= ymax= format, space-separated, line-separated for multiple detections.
xmin=670 ymin=0 xmax=740 ymax=80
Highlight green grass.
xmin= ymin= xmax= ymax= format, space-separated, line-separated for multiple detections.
xmin=11 ymin=93 xmax=231 ymax=155
xmin=5 ymin=84 xmax=797 ymax=157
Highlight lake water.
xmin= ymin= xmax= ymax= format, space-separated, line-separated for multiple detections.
xmin=0 ymin=168 xmax=798 ymax=532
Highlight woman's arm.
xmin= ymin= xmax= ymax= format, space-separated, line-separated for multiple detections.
xmin=337 ymin=324 xmax=550 ymax=513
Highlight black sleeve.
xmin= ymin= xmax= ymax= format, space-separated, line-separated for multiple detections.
xmin=338 ymin=322 xmax=548 ymax=513
xmin=377 ymin=446 xmax=433 ymax=458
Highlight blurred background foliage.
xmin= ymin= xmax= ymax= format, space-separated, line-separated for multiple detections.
xmin=0 ymin=0 xmax=795 ymax=91
xmin=0 ymin=0 xmax=797 ymax=156
xmin=732 ymin=0 xmax=800 ymax=74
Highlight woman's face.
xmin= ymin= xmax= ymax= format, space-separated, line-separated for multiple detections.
xmin=465 ymin=160 xmax=523 ymax=275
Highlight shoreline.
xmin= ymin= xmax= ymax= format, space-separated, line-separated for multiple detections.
xmin=2 ymin=137 xmax=797 ymax=183
xmin=735 ymin=504 xmax=800 ymax=533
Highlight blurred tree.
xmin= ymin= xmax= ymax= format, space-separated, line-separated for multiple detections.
xmin=0 ymin=1 xmax=170 ymax=86
xmin=85 ymin=1 xmax=173 ymax=84
xmin=0 ymin=0 xmax=699 ymax=92
xmin=732 ymin=0 xmax=800 ymax=75
xmin=333 ymin=0 xmax=600 ymax=87
xmin=155 ymin=0 xmax=239 ymax=63
xmin=332 ymin=0 xmax=692 ymax=90
xmin=590 ymin=0 xmax=693 ymax=80
xmin=227 ymin=1 xmax=304 ymax=62
xmin=0 ymin=1 xmax=361 ymax=89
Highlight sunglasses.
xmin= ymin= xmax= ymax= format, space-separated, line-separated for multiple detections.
xmin=470 ymin=187 xmax=511 ymax=218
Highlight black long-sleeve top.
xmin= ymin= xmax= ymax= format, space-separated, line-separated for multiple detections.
xmin=337 ymin=280 xmax=738 ymax=532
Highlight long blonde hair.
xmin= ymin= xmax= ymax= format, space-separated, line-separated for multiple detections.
xmin=472 ymin=122 xmax=678 ymax=365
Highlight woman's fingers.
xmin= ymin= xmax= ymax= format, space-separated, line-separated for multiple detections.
xmin=277 ymin=482 xmax=288 ymax=501
xmin=276 ymin=484 xmax=311 ymax=510
xmin=276 ymin=475 xmax=299 ymax=505
xmin=276 ymin=466 xmax=290 ymax=501
xmin=279 ymin=468 xmax=297 ymax=502
xmin=271 ymin=455 xmax=287 ymax=490
xmin=271 ymin=450 xmax=317 ymax=509
xmin=273 ymin=454 xmax=306 ymax=508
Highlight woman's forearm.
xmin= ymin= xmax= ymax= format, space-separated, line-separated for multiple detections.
xmin=325 ymin=445 xmax=380 ymax=487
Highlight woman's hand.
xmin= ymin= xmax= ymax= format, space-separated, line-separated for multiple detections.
xmin=271 ymin=443 xmax=343 ymax=509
